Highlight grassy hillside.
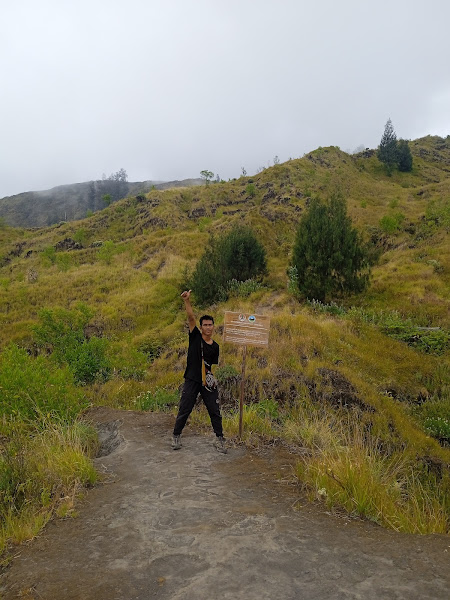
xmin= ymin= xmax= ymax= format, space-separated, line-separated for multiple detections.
xmin=0 ymin=177 xmax=204 ymax=228
xmin=0 ymin=135 xmax=449 ymax=552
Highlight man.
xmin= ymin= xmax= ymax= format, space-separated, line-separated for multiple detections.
xmin=172 ymin=290 xmax=227 ymax=454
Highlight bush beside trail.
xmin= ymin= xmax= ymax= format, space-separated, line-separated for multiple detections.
xmin=190 ymin=225 xmax=267 ymax=305
xmin=0 ymin=344 xmax=97 ymax=557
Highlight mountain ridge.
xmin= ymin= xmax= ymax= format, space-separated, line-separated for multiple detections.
xmin=0 ymin=177 xmax=204 ymax=228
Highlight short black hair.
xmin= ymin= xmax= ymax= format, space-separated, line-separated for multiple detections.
xmin=200 ymin=314 xmax=214 ymax=326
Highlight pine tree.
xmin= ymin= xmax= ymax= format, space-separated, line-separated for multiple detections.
xmin=291 ymin=194 xmax=370 ymax=303
xmin=397 ymin=139 xmax=413 ymax=172
xmin=377 ymin=118 xmax=398 ymax=173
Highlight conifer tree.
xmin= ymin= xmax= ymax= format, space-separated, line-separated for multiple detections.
xmin=397 ymin=139 xmax=413 ymax=172
xmin=377 ymin=118 xmax=398 ymax=172
xmin=291 ymin=194 xmax=370 ymax=303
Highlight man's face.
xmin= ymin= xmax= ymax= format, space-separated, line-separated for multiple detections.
xmin=200 ymin=320 xmax=214 ymax=337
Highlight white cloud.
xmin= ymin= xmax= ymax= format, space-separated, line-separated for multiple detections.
xmin=1 ymin=0 xmax=450 ymax=196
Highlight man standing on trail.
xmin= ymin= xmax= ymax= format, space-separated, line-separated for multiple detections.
xmin=172 ymin=290 xmax=227 ymax=454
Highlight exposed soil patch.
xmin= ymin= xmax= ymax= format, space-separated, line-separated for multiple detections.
xmin=1 ymin=408 xmax=449 ymax=600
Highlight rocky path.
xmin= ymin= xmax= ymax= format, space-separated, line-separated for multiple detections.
xmin=1 ymin=408 xmax=449 ymax=599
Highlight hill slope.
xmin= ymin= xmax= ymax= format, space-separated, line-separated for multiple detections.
xmin=0 ymin=177 xmax=204 ymax=228
xmin=0 ymin=135 xmax=449 ymax=539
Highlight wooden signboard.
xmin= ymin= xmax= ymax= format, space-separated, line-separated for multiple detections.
xmin=223 ymin=312 xmax=270 ymax=347
xmin=223 ymin=311 xmax=270 ymax=438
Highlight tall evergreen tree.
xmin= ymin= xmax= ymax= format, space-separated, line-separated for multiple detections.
xmin=397 ymin=139 xmax=413 ymax=172
xmin=291 ymin=194 xmax=370 ymax=302
xmin=377 ymin=118 xmax=398 ymax=172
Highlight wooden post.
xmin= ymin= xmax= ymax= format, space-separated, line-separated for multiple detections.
xmin=239 ymin=345 xmax=247 ymax=439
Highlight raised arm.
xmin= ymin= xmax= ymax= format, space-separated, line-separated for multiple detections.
xmin=181 ymin=290 xmax=196 ymax=332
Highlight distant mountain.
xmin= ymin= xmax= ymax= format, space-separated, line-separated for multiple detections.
xmin=0 ymin=178 xmax=204 ymax=228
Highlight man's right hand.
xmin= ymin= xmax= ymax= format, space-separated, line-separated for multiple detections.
xmin=181 ymin=290 xmax=195 ymax=331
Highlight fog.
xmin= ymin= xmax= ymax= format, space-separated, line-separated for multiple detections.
xmin=1 ymin=0 xmax=449 ymax=197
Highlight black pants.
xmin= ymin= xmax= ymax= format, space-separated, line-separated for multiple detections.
xmin=173 ymin=378 xmax=223 ymax=437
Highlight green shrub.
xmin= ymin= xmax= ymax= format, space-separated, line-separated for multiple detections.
xmin=191 ymin=226 xmax=267 ymax=305
xmin=219 ymin=226 xmax=267 ymax=282
xmin=42 ymin=245 xmax=56 ymax=266
xmin=216 ymin=364 xmax=240 ymax=384
xmin=411 ymin=391 xmax=450 ymax=444
xmin=381 ymin=324 xmax=449 ymax=355
xmin=246 ymin=183 xmax=256 ymax=197
xmin=137 ymin=336 xmax=163 ymax=362
xmin=427 ymin=259 xmax=444 ymax=274
xmin=255 ymin=398 xmax=280 ymax=421
xmin=0 ymin=344 xmax=86 ymax=427
xmin=67 ymin=336 xmax=111 ymax=384
xmin=98 ymin=240 xmax=116 ymax=265
xmin=109 ymin=343 xmax=148 ymax=380
xmin=426 ymin=198 xmax=450 ymax=230
xmin=55 ymin=253 xmax=72 ymax=272
xmin=73 ymin=228 xmax=87 ymax=246
xmin=379 ymin=215 xmax=397 ymax=234
xmin=32 ymin=304 xmax=111 ymax=384
xmin=379 ymin=212 xmax=405 ymax=234
xmin=424 ymin=417 xmax=450 ymax=444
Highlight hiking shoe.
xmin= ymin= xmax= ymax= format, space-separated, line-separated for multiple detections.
xmin=172 ymin=435 xmax=182 ymax=450
xmin=213 ymin=436 xmax=227 ymax=454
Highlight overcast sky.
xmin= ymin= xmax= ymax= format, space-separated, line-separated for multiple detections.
xmin=1 ymin=0 xmax=449 ymax=198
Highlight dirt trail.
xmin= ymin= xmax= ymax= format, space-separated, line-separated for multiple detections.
xmin=1 ymin=408 xmax=449 ymax=600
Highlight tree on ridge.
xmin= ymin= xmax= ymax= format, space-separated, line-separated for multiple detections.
xmin=377 ymin=118 xmax=398 ymax=173
xmin=291 ymin=193 xmax=370 ymax=303
xmin=397 ymin=139 xmax=413 ymax=172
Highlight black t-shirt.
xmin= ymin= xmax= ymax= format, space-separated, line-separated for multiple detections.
xmin=184 ymin=326 xmax=219 ymax=384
